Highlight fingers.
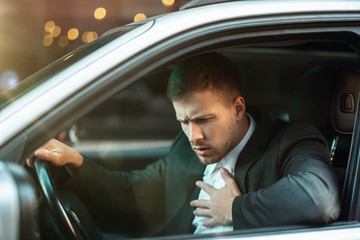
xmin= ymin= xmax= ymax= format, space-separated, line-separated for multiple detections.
xmin=193 ymin=208 xmax=212 ymax=218
xmin=191 ymin=169 xmax=241 ymax=228
xmin=190 ymin=199 xmax=210 ymax=209
xmin=195 ymin=180 xmax=215 ymax=195
xmin=27 ymin=149 xmax=62 ymax=167
xmin=28 ymin=138 xmax=65 ymax=167
xmin=220 ymin=168 xmax=232 ymax=181
xmin=220 ymin=168 xmax=242 ymax=196
xmin=35 ymin=149 xmax=62 ymax=165
xmin=192 ymin=205 xmax=217 ymax=228
xmin=28 ymin=138 xmax=83 ymax=169
xmin=27 ymin=139 xmax=61 ymax=168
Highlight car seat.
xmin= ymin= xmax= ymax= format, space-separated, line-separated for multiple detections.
xmin=289 ymin=64 xmax=360 ymax=216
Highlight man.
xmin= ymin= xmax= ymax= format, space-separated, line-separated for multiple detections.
xmin=28 ymin=52 xmax=340 ymax=236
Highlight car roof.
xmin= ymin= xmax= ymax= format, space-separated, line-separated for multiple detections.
xmin=180 ymin=0 xmax=360 ymax=10
xmin=180 ymin=0 xmax=235 ymax=10
xmin=125 ymin=0 xmax=360 ymax=36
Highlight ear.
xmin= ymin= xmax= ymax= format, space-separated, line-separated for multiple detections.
xmin=233 ymin=96 xmax=246 ymax=119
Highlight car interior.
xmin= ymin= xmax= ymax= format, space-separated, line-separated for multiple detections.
xmin=26 ymin=37 xmax=360 ymax=239
xmin=290 ymin=64 xmax=360 ymax=194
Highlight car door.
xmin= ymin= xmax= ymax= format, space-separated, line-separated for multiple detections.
xmin=2 ymin=1 xmax=360 ymax=239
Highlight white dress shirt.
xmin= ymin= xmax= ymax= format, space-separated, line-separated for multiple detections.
xmin=193 ymin=113 xmax=256 ymax=234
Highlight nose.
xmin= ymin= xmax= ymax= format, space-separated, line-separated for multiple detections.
xmin=189 ymin=123 xmax=204 ymax=143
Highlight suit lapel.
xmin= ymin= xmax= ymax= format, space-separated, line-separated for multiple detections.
xmin=176 ymin=155 xmax=204 ymax=233
xmin=185 ymin=153 xmax=205 ymax=195
xmin=234 ymin=113 xmax=273 ymax=193
xmin=165 ymin=135 xmax=205 ymax=234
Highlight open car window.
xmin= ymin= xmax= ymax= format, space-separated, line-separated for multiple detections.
xmin=56 ymin=39 xmax=360 ymax=239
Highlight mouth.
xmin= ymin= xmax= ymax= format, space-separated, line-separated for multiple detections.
xmin=193 ymin=146 xmax=211 ymax=156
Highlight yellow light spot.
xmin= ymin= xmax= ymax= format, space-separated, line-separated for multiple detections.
xmin=134 ymin=13 xmax=147 ymax=23
xmin=82 ymin=32 xmax=88 ymax=43
xmin=67 ymin=28 xmax=79 ymax=40
xmin=51 ymin=26 xmax=61 ymax=37
xmin=94 ymin=7 xmax=106 ymax=20
xmin=44 ymin=21 xmax=55 ymax=32
xmin=58 ymin=36 xmax=69 ymax=47
xmin=82 ymin=31 xmax=98 ymax=43
xmin=92 ymin=32 xmax=98 ymax=40
xmin=162 ymin=0 xmax=175 ymax=7
xmin=42 ymin=35 xmax=53 ymax=47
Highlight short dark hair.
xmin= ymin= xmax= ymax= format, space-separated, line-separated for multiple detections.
xmin=167 ymin=52 xmax=241 ymax=104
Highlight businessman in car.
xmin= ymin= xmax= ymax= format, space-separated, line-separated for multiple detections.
xmin=28 ymin=52 xmax=340 ymax=235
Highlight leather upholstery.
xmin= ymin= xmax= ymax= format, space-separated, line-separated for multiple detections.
xmin=290 ymin=65 xmax=360 ymax=136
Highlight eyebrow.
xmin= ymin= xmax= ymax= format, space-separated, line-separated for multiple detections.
xmin=177 ymin=114 xmax=214 ymax=122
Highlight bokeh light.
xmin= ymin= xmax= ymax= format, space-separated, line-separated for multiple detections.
xmin=44 ymin=20 xmax=55 ymax=32
xmin=0 ymin=70 xmax=19 ymax=90
xmin=58 ymin=36 xmax=69 ymax=47
xmin=67 ymin=28 xmax=79 ymax=40
xmin=51 ymin=26 xmax=61 ymax=37
xmin=82 ymin=31 xmax=98 ymax=43
xmin=134 ymin=13 xmax=147 ymax=22
xmin=162 ymin=0 xmax=175 ymax=7
xmin=42 ymin=35 xmax=53 ymax=47
xmin=94 ymin=7 xmax=106 ymax=20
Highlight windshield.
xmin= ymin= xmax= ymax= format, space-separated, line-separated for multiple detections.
xmin=0 ymin=24 xmax=144 ymax=110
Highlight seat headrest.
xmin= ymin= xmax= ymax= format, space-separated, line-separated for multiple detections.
xmin=290 ymin=65 xmax=360 ymax=136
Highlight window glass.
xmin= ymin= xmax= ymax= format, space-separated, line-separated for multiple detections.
xmin=0 ymin=24 xmax=144 ymax=110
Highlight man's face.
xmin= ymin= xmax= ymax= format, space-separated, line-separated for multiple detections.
xmin=173 ymin=90 xmax=246 ymax=165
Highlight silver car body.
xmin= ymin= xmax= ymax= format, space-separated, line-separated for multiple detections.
xmin=1 ymin=1 xmax=360 ymax=239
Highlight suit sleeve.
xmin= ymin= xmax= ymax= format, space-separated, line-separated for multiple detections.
xmin=60 ymin=132 xmax=186 ymax=233
xmin=62 ymin=157 xmax=166 ymax=213
xmin=61 ymin=152 xmax=173 ymax=235
xmin=232 ymin=122 xmax=341 ymax=229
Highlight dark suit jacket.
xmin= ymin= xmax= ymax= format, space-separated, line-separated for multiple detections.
xmin=63 ymin=113 xmax=340 ymax=236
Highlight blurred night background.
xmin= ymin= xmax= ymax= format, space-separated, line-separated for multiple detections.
xmin=0 ymin=0 xmax=188 ymax=91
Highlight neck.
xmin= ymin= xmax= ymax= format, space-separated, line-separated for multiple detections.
xmin=235 ymin=113 xmax=250 ymax=146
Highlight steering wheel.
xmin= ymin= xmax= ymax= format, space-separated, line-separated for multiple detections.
xmin=34 ymin=158 xmax=103 ymax=240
